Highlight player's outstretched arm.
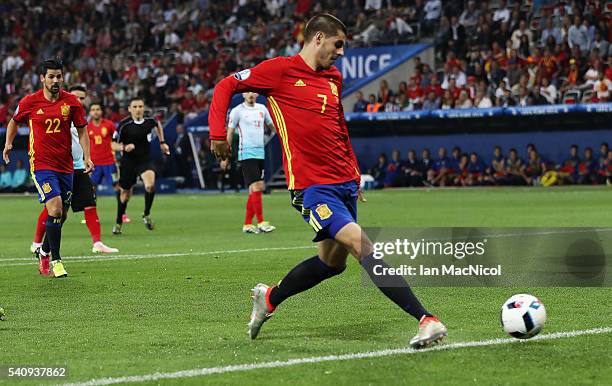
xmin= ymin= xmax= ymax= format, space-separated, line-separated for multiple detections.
xmin=208 ymin=57 xmax=286 ymax=161
xmin=2 ymin=119 xmax=19 ymax=164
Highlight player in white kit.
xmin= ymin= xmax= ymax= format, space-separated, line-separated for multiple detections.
xmin=223 ymin=92 xmax=276 ymax=233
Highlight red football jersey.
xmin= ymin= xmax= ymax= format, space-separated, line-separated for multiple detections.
xmin=13 ymin=89 xmax=87 ymax=173
xmin=88 ymin=118 xmax=117 ymax=165
xmin=209 ymin=55 xmax=360 ymax=190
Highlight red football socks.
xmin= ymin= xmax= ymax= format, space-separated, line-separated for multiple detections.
xmin=34 ymin=206 xmax=49 ymax=244
xmin=84 ymin=207 xmax=101 ymax=243
xmin=244 ymin=193 xmax=255 ymax=225
xmin=252 ymin=191 xmax=264 ymax=223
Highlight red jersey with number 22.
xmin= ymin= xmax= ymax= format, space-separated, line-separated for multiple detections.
xmin=13 ymin=89 xmax=87 ymax=173
xmin=88 ymin=119 xmax=117 ymax=165
xmin=208 ymin=55 xmax=360 ymax=190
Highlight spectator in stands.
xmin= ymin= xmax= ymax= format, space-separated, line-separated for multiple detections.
xmin=578 ymin=147 xmax=598 ymax=184
xmin=422 ymin=0 xmax=442 ymax=34
xmin=448 ymin=16 xmax=466 ymax=56
xmin=0 ymin=164 xmax=11 ymax=192
xmin=459 ymin=1 xmax=479 ymax=33
xmin=493 ymin=0 xmax=510 ymax=25
xmin=590 ymin=31 xmax=609 ymax=58
xmin=422 ymin=91 xmax=441 ymax=110
xmin=539 ymin=77 xmax=558 ymax=104
xmin=512 ymin=20 xmax=534 ymax=50
xmin=369 ymin=153 xmax=388 ymax=189
xmin=440 ymin=90 xmax=454 ymax=109
xmin=378 ymin=79 xmax=393 ymax=105
xmin=568 ymin=15 xmax=589 ymax=55
xmin=407 ymin=77 xmax=424 ymax=109
xmin=585 ymin=61 xmax=601 ymax=86
xmin=475 ymin=89 xmax=493 ymax=108
xmin=456 ymin=90 xmax=473 ymax=109
xmin=366 ymin=94 xmax=382 ymax=112
xmin=435 ymin=16 xmax=451 ymax=60
xmin=397 ymin=93 xmax=410 ymax=111
xmin=400 ymin=149 xmax=423 ymax=187
xmin=353 ymin=91 xmax=368 ymax=113
xmin=9 ymin=160 xmax=28 ymax=193
xmin=541 ymin=17 xmax=563 ymax=46
xmin=594 ymin=72 xmax=611 ymax=102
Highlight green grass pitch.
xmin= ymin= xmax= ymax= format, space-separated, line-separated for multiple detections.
xmin=0 ymin=186 xmax=611 ymax=385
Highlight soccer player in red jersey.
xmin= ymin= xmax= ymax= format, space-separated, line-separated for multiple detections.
xmin=30 ymin=86 xmax=118 ymax=256
xmin=3 ymin=58 xmax=92 ymax=278
xmin=88 ymin=103 xmax=119 ymax=188
xmin=87 ymin=103 xmax=131 ymax=222
xmin=209 ymin=14 xmax=447 ymax=348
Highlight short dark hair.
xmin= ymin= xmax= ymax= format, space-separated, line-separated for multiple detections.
xmin=68 ymin=85 xmax=86 ymax=93
xmin=39 ymin=58 xmax=63 ymax=76
xmin=128 ymin=97 xmax=144 ymax=106
xmin=303 ymin=13 xmax=347 ymax=42
xmin=90 ymin=102 xmax=103 ymax=110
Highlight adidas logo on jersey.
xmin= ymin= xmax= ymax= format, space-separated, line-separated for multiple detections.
xmin=36 ymin=109 xmax=44 ymax=115
xmin=294 ymin=79 xmax=306 ymax=87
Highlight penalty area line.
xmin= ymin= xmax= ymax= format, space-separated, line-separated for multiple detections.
xmin=61 ymin=327 xmax=612 ymax=386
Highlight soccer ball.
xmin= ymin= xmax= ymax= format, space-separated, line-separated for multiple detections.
xmin=501 ymin=294 xmax=546 ymax=339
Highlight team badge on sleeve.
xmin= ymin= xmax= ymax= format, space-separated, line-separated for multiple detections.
xmin=315 ymin=204 xmax=333 ymax=220
xmin=234 ymin=69 xmax=251 ymax=81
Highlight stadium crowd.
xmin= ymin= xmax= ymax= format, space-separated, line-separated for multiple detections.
xmin=2 ymin=0 xmax=612 ymax=192
xmin=0 ymin=0 xmax=426 ymax=127
xmin=353 ymin=0 xmax=612 ymax=112
xmin=367 ymin=142 xmax=612 ymax=188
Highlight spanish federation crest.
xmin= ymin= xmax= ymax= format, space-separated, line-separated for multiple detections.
xmin=101 ymin=127 xmax=108 ymax=136
xmin=315 ymin=204 xmax=333 ymax=220
xmin=42 ymin=182 xmax=52 ymax=194
xmin=60 ymin=104 xmax=70 ymax=117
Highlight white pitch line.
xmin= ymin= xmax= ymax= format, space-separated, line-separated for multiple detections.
xmin=0 ymin=246 xmax=315 ymax=267
xmin=61 ymin=327 xmax=612 ymax=386
xmin=4 ymin=227 xmax=612 ymax=265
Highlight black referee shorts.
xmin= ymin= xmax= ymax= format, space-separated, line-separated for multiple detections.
xmin=119 ymin=158 xmax=156 ymax=190
xmin=71 ymin=169 xmax=97 ymax=212
xmin=241 ymin=158 xmax=264 ymax=187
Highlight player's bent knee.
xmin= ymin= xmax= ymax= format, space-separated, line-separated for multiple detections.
xmin=144 ymin=185 xmax=155 ymax=193
xmin=250 ymin=181 xmax=264 ymax=192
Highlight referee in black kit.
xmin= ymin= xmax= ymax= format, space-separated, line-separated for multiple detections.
xmin=113 ymin=97 xmax=170 ymax=235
